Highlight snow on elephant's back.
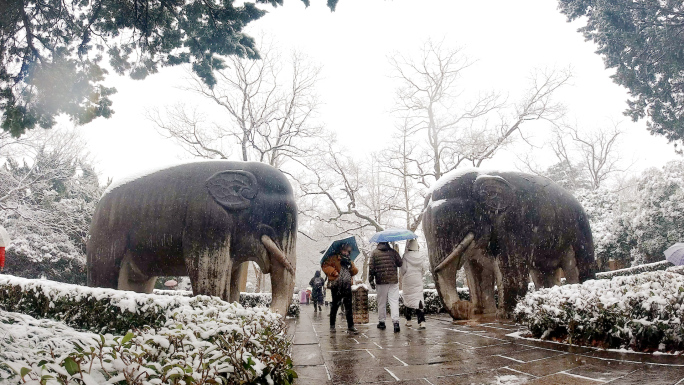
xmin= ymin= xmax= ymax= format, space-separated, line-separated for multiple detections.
xmin=87 ymin=160 xmax=298 ymax=316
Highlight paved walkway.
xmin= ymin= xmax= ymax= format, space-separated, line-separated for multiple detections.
xmin=288 ymin=305 xmax=684 ymax=384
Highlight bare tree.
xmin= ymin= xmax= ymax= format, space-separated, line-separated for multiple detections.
xmin=0 ymin=129 xmax=90 ymax=211
xmin=148 ymin=40 xmax=323 ymax=169
xmin=379 ymin=119 xmax=429 ymax=232
xmin=295 ymin=136 xmax=408 ymax=281
xmin=559 ymin=124 xmax=630 ymax=190
xmin=389 ymin=39 xmax=571 ymax=180
xmin=519 ymin=123 xmax=631 ymax=191
xmin=148 ymin=40 xmax=324 ymax=292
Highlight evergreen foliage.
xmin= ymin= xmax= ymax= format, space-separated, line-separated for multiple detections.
xmin=515 ymin=266 xmax=684 ymax=353
xmin=558 ymin=0 xmax=684 ymax=150
xmin=572 ymin=160 xmax=684 ymax=269
xmin=0 ymin=130 xmax=104 ymax=283
xmin=0 ymin=0 xmax=332 ymax=137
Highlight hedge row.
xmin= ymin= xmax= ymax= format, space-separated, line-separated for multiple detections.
xmin=153 ymin=289 xmax=301 ymax=318
xmin=0 ymin=276 xmax=296 ymax=384
xmin=366 ymin=288 xmax=470 ymax=314
xmin=595 ymin=260 xmax=673 ymax=280
xmin=514 ymin=266 xmax=684 ymax=353
xmin=0 ymin=276 xmax=177 ymax=334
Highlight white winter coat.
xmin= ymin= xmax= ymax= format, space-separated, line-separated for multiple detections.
xmin=401 ymin=248 xmax=424 ymax=309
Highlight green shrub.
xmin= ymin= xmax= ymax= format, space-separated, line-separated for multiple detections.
xmin=367 ymin=288 xmax=469 ymax=314
xmin=153 ymin=290 xmax=301 ymax=318
xmin=515 ymin=267 xmax=684 ymax=352
xmin=0 ymin=276 xmax=296 ymax=384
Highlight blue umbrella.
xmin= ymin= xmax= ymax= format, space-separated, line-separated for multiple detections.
xmin=320 ymin=236 xmax=360 ymax=264
xmin=369 ymin=229 xmax=417 ymax=243
xmin=664 ymin=243 xmax=684 ymax=266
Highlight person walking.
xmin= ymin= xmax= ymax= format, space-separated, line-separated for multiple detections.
xmin=322 ymin=243 xmax=359 ymax=334
xmin=309 ymin=270 xmax=325 ymax=313
xmin=324 ymin=279 xmax=331 ymax=306
xmin=299 ymin=289 xmax=307 ymax=305
xmin=369 ymin=241 xmax=403 ymax=332
xmin=401 ymin=239 xmax=426 ymax=329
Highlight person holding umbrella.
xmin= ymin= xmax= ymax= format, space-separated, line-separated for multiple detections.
xmin=322 ymin=241 xmax=359 ymax=334
xmin=369 ymin=241 xmax=403 ymax=332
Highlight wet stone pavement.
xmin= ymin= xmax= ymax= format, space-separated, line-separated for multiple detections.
xmin=286 ymin=305 xmax=684 ymax=384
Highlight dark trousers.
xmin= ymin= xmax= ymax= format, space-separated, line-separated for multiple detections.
xmin=330 ymin=289 xmax=353 ymax=328
xmin=405 ymin=301 xmax=425 ymax=324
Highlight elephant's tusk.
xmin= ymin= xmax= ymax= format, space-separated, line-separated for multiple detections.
xmin=435 ymin=232 xmax=475 ymax=273
xmin=261 ymin=235 xmax=295 ymax=276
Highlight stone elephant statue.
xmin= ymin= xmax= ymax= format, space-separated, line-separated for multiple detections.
xmin=423 ymin=169 xmax=596 ymax=319
xmin=87 ymin=161 xmax=297 ymax=315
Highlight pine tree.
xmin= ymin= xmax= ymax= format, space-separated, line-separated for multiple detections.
xmin=0 ymin=0 xmax=335 ymax=137
xmin=558 ymin=0 xmax=684 ymax=152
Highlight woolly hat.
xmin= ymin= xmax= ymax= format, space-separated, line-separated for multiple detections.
xmin=406 ymin=239 xmax=420 ymax=251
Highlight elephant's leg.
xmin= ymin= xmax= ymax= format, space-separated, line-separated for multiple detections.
xmin=185 ymin=243 xmax=233 ymax=301
xmin=552 ymin=268 xmax=564 ymax=286
xmin=438 ymin=259 xmax=470 ymax=319
xmin=117 ymin=253 xmax=157 ymax=293
xmin=270 ymin=266 xmax=294 ymax=316
xmin=466 ymin=250 xmax=497 ymax=315
xmin=495 ymin=244 xmax=532 ymax=318
xmin=529 ymin=268 xmax=545 ymax=290
xmin=433 ymin=234 xmax=476 ymax=320
xmin=560 ymin=248 xmax=580 ymax=284
xmin=87 ymin=236 xmax=126 ymax=289
xmin=229 ymin=262 xmax=249 ymax=303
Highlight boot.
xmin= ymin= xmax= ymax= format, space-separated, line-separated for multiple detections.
xmin=418 ymin=322 xmax=426 ymax=330
xmin=347 ymin=326 xmax=359 ymax=334
xmin=330 ymin=325 xmax=336 ymax=333
xmin=405 ymin=320 xmax=412 ymax=327
xmin=377 ymin=321 xmax=386 ymax=330
xmin=393 ymin=322 xmax=400 ymax=333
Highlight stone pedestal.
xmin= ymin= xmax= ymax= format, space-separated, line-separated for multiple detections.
xmin=352 ymin=286 xmax=369 ymax=324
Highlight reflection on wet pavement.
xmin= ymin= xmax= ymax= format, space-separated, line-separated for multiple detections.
xmin=287 ymin=304 xmax=684 ymax=384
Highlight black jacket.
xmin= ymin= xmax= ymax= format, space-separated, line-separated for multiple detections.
xmin=369 ymin=243 xmax=402 ymax=285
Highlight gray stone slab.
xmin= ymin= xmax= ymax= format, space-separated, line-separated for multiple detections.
xmin=292 ymin=344 xmax=324 ymax=366
xmin=291 ymin=304 xmax=683 ymax=384
xmin=294 ymin=332 xmax=320 ymax=345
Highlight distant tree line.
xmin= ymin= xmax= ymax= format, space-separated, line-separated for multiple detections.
xmin=0 ymin=129 xmax=104 ymax=283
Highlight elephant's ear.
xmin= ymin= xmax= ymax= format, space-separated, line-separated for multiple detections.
xmin=473 ymin=175 xmax=515 ymax=214
xmin=206 ymin=170 xmax=258 ymax=210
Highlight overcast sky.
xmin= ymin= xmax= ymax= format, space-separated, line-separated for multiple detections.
xmin=80 ymin=0 xmax=681 ymax=184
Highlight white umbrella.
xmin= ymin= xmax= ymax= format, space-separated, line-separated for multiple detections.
xmin=664 ymin=243 xmax=684 ymax=266
xmin=164 ymin=279 xmax=178 ymax=287
xmin=0 ymin=226 xmax=10 ymax=248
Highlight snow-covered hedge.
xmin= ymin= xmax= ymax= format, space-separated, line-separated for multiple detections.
xmin=153 ymin=290 xmax=301 ymax=318
xmin=0 ymin=275 xmax=173 ymax=334
xmin=367 ymin=288 xmax=470 ymax=314
xmin=514 ymin=267 xmax=684 ymax=353
xmin=595 ymin=260 xmax=673 ymax=280
xmin=0 ymin=275 xmax=296 ymax=384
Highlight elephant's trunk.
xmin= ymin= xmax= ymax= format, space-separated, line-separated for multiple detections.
xmin=435 ymin=232 xmax=475 ymax=273
xmin=261 ymin=234 xmax=296 ymax=275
